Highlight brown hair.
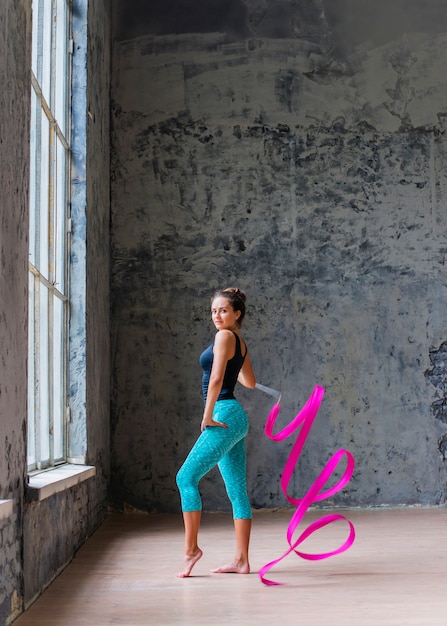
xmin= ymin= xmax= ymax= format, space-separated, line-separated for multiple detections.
xmin=211 ymin=287 xmax=247 ymax=327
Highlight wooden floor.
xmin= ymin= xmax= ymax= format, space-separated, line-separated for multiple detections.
xmin=14 ymin=507 xmax=447 ymax=625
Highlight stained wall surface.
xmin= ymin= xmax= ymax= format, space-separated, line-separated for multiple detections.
xmin=0 ymin=1 xmax=30 ymax=622
xmin=110 ymin=0 xmax=447 ymax=513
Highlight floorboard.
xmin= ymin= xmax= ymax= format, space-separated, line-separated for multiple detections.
xmin=13 ymin=507 xmax=447 ymax=625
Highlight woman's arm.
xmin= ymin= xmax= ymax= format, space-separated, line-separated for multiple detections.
xmin=237 ymin=352 xmax=256 ymax=388
xmin=201 ymin=330 xmax=235 ymax=431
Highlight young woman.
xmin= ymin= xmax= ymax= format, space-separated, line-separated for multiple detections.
xmin=175 ymin=287 xmax=256 ymax=578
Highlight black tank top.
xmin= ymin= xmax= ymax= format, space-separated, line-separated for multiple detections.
xmin=199 ymin=332 xmax=247 ymax=404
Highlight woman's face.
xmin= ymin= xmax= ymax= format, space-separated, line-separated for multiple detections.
xmin=211 ymin=296 xmax=240 ymax=331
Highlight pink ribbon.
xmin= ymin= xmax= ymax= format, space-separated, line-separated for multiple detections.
xmin=259 ymin=385 xmax=356 ymax=585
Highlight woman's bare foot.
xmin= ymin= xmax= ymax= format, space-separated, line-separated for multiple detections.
xmin=210 ymin=560 xmax=250 ymax=574
xmin=175 ymin=548 xmax=203 ymax=578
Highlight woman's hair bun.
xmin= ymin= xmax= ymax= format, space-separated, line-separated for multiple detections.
xmin=223 ymin=287 xmax=246 ymax=302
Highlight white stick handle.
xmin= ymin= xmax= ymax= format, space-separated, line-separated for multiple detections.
xmin=255 ymin=383 xmax=281 ymax=402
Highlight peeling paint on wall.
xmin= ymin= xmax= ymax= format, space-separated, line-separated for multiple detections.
xmin=425 ymin=341 xmax=447 ymax=424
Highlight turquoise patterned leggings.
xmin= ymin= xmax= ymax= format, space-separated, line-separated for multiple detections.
xmin=176 ymin=399 xmax=252 ymax=519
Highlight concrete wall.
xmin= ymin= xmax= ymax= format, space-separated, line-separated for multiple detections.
xmin=85 ymin=0 xmax=112 ymax=496
xmin=0 ymin=1 xmax=30 ymax=622
xmin=0 ymin=1 xmax=111 ymax=622
xmin=110 ymin=0 xmax=447 ymax=513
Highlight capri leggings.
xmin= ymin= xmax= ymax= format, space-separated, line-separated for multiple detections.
xmin=176 ymin=399 xmax=252 ymax=519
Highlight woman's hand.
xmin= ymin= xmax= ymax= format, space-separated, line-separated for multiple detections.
xmin=201 ymin=416 xmax=228 ymax=432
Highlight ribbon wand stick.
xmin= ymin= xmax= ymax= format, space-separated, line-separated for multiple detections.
xmin=255 ymin=382 xmax=282 ymax=403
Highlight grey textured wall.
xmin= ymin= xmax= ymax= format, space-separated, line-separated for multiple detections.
xmin=110 ymin=0 xmax=447 ymax=513
xmin=85 ymin=0 xmax=112 ymax=497
xmin=0 ymin=1 xmax=31 ymax=622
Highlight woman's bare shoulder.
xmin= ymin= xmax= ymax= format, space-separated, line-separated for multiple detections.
xmin=214 ymin=329 xmax=236 ymax=344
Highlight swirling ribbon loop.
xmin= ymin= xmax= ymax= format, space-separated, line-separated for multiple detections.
xmin=259 ymin=385 xmax=356 ymax=586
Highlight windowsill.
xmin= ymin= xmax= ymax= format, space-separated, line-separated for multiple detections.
xmin=0 ymin=499 xmax=13 ymax=520
xmin=26 ymin=464 xmax=96 ymax=502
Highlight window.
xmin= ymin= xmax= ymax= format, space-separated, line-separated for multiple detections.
xmin=28 ymin=0 xmax=71 ymax=471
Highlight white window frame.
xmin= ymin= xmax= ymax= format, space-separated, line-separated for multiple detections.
xmin=28 ymin=0 xmax=72 ymax=472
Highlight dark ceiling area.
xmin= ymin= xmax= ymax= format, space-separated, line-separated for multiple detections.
xmin=114 ymin=0 xmax=447 ymax=61
xmin=113 ymin=0 xmax=251 ymax=40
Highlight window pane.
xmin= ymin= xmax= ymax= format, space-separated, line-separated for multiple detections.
xmin=29 ymin=0 xmax=71 ymax=471
xmin=28 ymin=274 xmax=36 ymax=468
xmin=39 ymin=110 xmax=50 ymax=278
xmin=53 ymin=295 xmax=65 ymax=460
xmin=55 ymin=0 xmax=68 ymax=136
xmin=41 ymin=0 xmax=52 ymax=106
xmin=39 ymin=282 xmax=50 ymax=465
xmin=54 ymin=136 xmax=67 ymax=290
xmin=29 ymin=87 xmax=39 ymax=266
